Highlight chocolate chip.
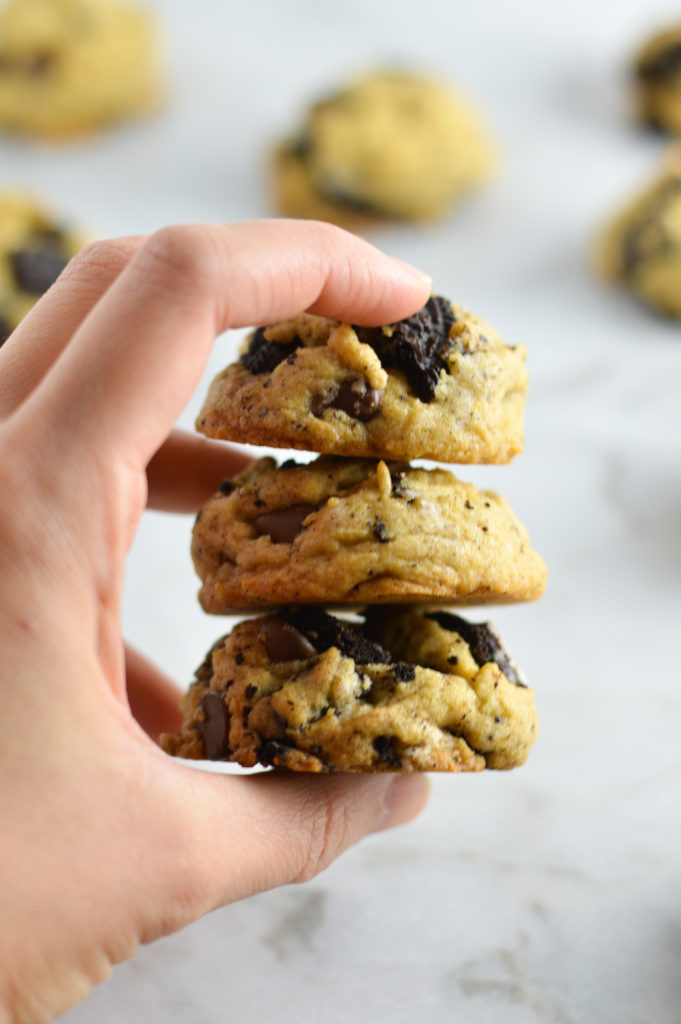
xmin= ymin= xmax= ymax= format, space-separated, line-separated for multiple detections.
xmin=245 ymin=684 xmax=257 ymax=699
xmin=393 ymin=662 xmax=416 ymax=682
xmin=241 ymin=326 xmax=303 ymax=374
xmin=196 ymin=692 xmax=231 ymax=759
xmin=426 ymin=611 xmax=525 ymax=686
xmin=354 ymin=295 xmax=456 ymax=402
xmin=287 ymin=608 xmax=392 ymax=665
xmin=636 ymin=42 xmax=681 ymax=81
xmin=262 ymin=616 xmax=319 ymax=661
xmin=311 ymin=375 xmax=382 ymax=421
xmin=254 ymin=503 xmax=316 ymax=543
xmin=373 ymin=521 xmax=390 ymax=543
xmin=10 ymin=247 xmax=68 ymax=295
xmin=218 ymin=479 xmax=236 ymax=496
xmin=373 ymin=735 xmax=402 ymax=767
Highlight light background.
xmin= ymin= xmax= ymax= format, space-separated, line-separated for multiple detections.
xmin=2 ymin=1 xmax=681 ymax=1021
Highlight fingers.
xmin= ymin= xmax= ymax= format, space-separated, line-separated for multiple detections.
xmin=0 ymin=236 xmax=144 ymax=419
xmin=125 ymin=646 xmax=183 ymax=741
xmin=146 ymin=430 xmax=252 ymax=512
xmin=169 ymin=767 xmax=430 ymax=913
xmin=19 ymin=220 xmax=431 ymax=478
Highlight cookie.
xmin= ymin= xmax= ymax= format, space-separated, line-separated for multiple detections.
xmin=196 ymin=296 xmax=528 ymax=464
xmin=272 ymin=69 xmax=495 ymax=225
xmin=0 ymin=0 xmax=161 ymax=138
xmin=160 ymin=606 xmax=538 ymax=773
xmin=0 ymin=191 xmax=82 ymax=345
xmin=192 ymin=455 xmax=547 ymax=612
xmin=595 ymin=157 xmax=681 ymax=317
xmin=633 ymin=25 xmax=681 ymax=134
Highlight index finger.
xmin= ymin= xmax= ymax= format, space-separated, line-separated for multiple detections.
xmin=16 ymin=220 xmax=431 ymax=475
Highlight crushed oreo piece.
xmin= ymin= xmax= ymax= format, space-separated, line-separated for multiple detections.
xmin=262 ymin=616 xmax=318 ymax=662
xmin=373 ymin=735 xmax=402 ymax=768
xmin=373 ymin=521 xmax=390 ymax=543
xmin=254 ymin=503 xmax=316 ymax=543
xmin=393 ymin=662 xmax=416 ymax=682
xmin=241 ymin=327 xmax=303 ymax=375
xmin=636 ymin=42 xmax=681 ymax=82
xmin=287 ymin=608 xmax=392 ymax=665
xmin=10 ymin=247 xmax=68 ymax=295
xmin=311 ymin=374 xmax=382 ymax=421
xmin=427 ymin=611 xmax=525 ymax=686
xmin=196 ymin=692 xmax=231 ymax=759
xmin=354 ymin=295 xmax=456 ymax=402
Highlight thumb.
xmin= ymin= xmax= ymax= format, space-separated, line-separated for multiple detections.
xmin=173 ymin=766 xmax=430 ymax=912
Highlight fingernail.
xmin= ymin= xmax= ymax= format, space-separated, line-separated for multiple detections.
xmin=374 ymin=775 xmax=431 ymax=832
xmin=390 ymin=257 xmax=433 ymax=289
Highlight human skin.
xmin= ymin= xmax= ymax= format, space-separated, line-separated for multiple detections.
xmin=0 ymin=220 xmax=431 ymax=1023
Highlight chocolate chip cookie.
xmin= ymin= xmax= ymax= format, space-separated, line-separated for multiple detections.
xmin=633 ymin=24 xmax=681 ymax=134
xmin=192 ymin=455 xmax=547 ymax=612
xmin=272 ymin=69 xmax=495 ymax=225
xmin=595 ymin=157 xmax=681 ymax=317
xmin=196 ymin=296 xmax=527 ymax=464
xmin=0 ymin=191 xmax=82 ymax=345
xmin=160 ymin=606 xmax=538 ymax=772
xmin=0 ymin=0 xmax=161 ymax=138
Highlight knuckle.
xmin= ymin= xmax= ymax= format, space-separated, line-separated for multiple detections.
xmin=60 ymin=238 xmax=131 ymax=285
xmin=139 ymin=225 xmax=219 ymax=295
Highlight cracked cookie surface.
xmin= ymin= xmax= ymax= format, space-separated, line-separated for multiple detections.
xmin=160 ymin=606 xmax=538 ymax=773
xmin=191 ymin=455 xmax=547 ymax=612
xmin=272 ymin=69 xmax=494 ymax=225
xmin=0 ymin=191 xmax=82 ymax=345
xmin=196 ymin=297 xmax=528 ymax=464
xmin=0 ymin=0 xmax=161 ymax=138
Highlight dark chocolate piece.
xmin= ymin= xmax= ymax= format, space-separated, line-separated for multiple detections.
xmin=373 ymin=735 xmax=402 ymax=768
xmin=241 ymin=327 xmax=303 ymax=375
xmin=311 ymin=375 xmax=382 ymax=420
xmin=287 ymin=608 xmax=392 ymax=665
xmin=261 ymin=616 xmax=318 ymax=662
xmin=426 ymin=611 xmax=524 ymax=686
xmin=354 ymin=295 xmax=456 ymax=402
xmin=636 ymin=42 xmax=681 ymax=82
xmin=254 ymin=503 xmax=316 ymax=543
xmin=196 ymin=692 xmax=231 ymax=759
xmin=10 ymin=247 xmax=68 ymax=295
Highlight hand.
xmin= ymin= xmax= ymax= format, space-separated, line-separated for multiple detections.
xmin=0 ymin=220 xmax=431 ymax=1023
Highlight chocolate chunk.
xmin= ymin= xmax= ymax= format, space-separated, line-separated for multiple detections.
xmin=196 ymin=692 xmax=231 ymax=759
xmin=262 ymin=616 xmax=319 ymax=661
xmin=373 ymin=735 xmax=402 ymax=767
xmin=254 ymin=503 xmax=316 ymax=543
xmin=287 ymin=608 xmax=392 ymax=665
xmin=373 ymin=521 xmax=390 ymax=543
xmin=354 ymin=295 xmax=456 ymax=402
xmin=10 ymin=247 xmax=68 ymax=295
xmin=0 ymin=313 xmax=10 ymax=347
xmin=393 ymin=662 xmax=416 ymax=682
xmin=311 ymin=375 xmax=382 ymax=421
xmin=637 ymin=42 xmax=681 ymax=81
xmin=241 ymin=327 xmax=303 ymax=375
xmin=426 ymin=611 xmax=524 ymax=686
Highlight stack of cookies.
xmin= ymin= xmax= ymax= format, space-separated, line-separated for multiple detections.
xmin=161 ymin=296 xmax=547 ymax=773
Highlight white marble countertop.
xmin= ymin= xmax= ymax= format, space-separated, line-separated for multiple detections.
xmin=3 ymin=0 xmax=680 ymax=1020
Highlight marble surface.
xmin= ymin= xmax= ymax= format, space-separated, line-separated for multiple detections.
xmin=2 ymin=0 xmax=680 ymax=1020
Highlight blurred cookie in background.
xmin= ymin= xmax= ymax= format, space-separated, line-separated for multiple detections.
xmin=633 ymin=23 xmax=681 ymax=134
xmin=273 ymin=69 xmax=496 ymax=228
xmin=595 ymin=152 xmax=681 ymax=318
xmin=0 ymin=190 xmax=82 ymax=345
xmin=0 ymin=0 xmax=162 ymax=138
